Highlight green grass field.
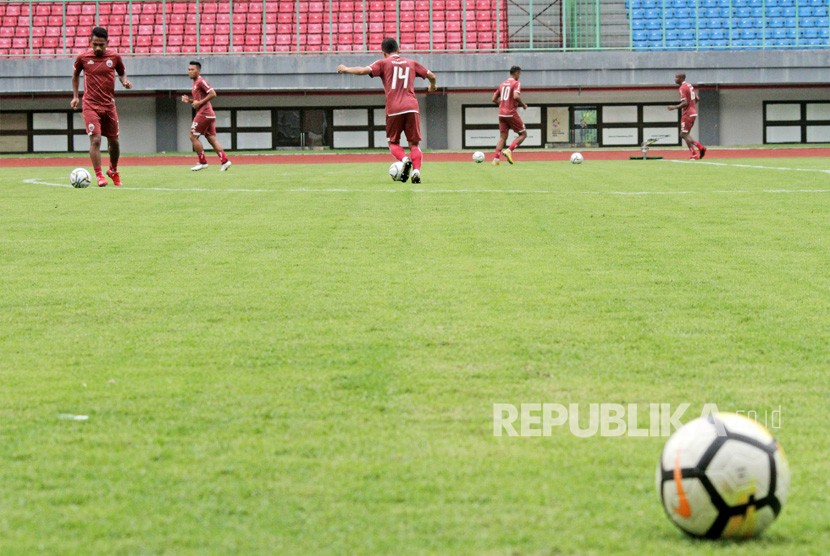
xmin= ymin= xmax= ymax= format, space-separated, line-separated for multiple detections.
xmin=2 ymin=157 xmax=829 ymax=554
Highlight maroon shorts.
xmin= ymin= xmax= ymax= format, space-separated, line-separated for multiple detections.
xmin=191 ymin=115 xmax=217 ymax=137
xmin=499 ymin=113 xmax=526 ymax=134
xmin=82 ymin=106 xmax=119 ymax=138
xmin=680 ymin=113 xmax=697 ymax=134
xmin=386 ymin=112 xmax=421 ymax=144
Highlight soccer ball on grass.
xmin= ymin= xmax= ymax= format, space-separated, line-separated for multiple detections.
xmin=70 ymin=167 xmax=91 ymax=188
xmin=570 ymin=152 xmax=584 ymax=164
xmin=656 ymin=412 xmax=789 ymax=539
xmin=472 ymin=151 xmax=485 ymax=163
xmin=389 ymin=161 xmax=404 ymax=181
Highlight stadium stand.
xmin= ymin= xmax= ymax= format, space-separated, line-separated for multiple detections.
xmin=628 ymin=0 xmax=830 ymax=50
xmin=0 ymin=0 xmax=509 ymax=56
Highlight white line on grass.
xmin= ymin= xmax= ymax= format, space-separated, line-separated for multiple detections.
xmin=21 ymin=177 xmax=830 ymax=195
xmin=668 ymin=159 xmax=830 ymax=175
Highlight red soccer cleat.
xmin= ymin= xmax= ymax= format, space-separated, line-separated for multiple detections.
xmin=96 ymin=174 xmax=108 ymax=187
xmin=698 ymin=146 xmax=707 ymax=159
xmin=106 ymin=168 xmax=122 ymax=186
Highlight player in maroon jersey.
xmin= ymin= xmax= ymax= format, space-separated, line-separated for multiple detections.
xmin=180 ymin=61 xmax=231 ymax=172
xmin=70 ymin=27 xmax=132 ymax=187
xmin=668 ymin=73 xmax=706 ymax=160
xmin=492 ymin=66 xmax=528 ymax=165
xmin=337 ymin=38 xmax=437 ymax=184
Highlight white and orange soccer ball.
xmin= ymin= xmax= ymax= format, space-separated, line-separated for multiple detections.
xmin=656 ymin=413 xmax=790 ymax=539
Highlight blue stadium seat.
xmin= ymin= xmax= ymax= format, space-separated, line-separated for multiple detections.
xmin=734 ymin=7 xmax=751 ymax=18
xmin=648 ymin=29 xmax=663 ymax=41
xmin=742 ymin=28 xmax=758 ymax=38
xmin=800 ymin=7 xmax=814 ymax=16
xmin=665 ymin=18 xmax=677 ymax=30
xmin=633 ymin=30 xmax=648 ymax=42
xmin=643 ymin=0 xmax=658 ymax=8
xmin=731 ymin=0 xmax=748 ymax=6
xmin=814 ymin=7 xmax=828 ymax=17
xmin=774 ymin=38 xmax=793 ymax=46
xmin=801 ymin=27 xmax=820 ymax=38
xmin=745 ymin=38 xmax=761 ymax=47
xmin=697 ymin=29 xmax=710 ymax=39
xmin=711 ymin=28 xmax=726 ymax=39
xmin=801 ymin=17 xmax=817 ymax=27
xmin=736 ymin=17 xmax=755 ymax=28
xmin=748 ymin=0 xmax=763 ymax=7
xmin=821 ymin=28 xmax=830 ymax=38
xmin=809 ymin=0 xmax=824 ymax=7
xmin=671 ymin=0 xmax=687 ymax=8
xmin=703 ymin=0 xmax=718 ymax=8
xmin=767 ymin=17 xmax=785 ymax=27
xmin=645 ymin=8 xmax=662 ymax=19
xmin=632 ymin=9 xmax=646 ymax=19
xmin=806 ymin=37 xmax=824 ymax=47
xmin=777 ymin=0 xmax=793 ymax=5
xmin=751 ymin=7 xmax=764 ymax=17
xmin=646 ymin=19 xmax=662 ymax=30
xmin=818 ymin=17 xmax=829 ymax=27
xmin=786 ymin=28 xmax=798 ymax=39
xmin=679 ymin=29 xmax=695 ymax=41
xmin=773 ymin=28 xmax=787 ymax=38
xmin=783 ymin=6 xmax=797 ymax=17
xmin=676 ymin=8 xmax=691 ymax=19
xmin=785 ymin=17 xmax=798 ymax=27
xmin=714 ymin=39 xmax=729 ymax=47
xmin=632 ymin=20 xmax=646 ymax=30
xmin=666 ymin=29 xmax=680 ymax=40
xmin=767 ymin=0 xmax=779 ymax=6
xmin=768 ymin=7 xmax=783 ymax=17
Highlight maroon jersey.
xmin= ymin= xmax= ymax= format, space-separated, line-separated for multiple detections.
xmin=73 ymin=49 xmax=125 ymax=111
xmin=496 ymin=77 xmax=521 ymax=117
xmin=369 ymin=54 xmax=430 ymax=116
xmin=679 ymin=81 xmax=697 ymax=116
xmin=191 ymin=75 xmax=216 ymax=118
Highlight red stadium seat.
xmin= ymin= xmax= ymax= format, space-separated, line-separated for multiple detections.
xmin=216 ymin=23 xmax=230 ymax=34
xmin=217 ymin=13 xmax=231 ymax=24
xmin=168 ymin=35 xmax=183 ymax=46
xmin=81 ymin=4 xmax=96 ymax=16
xmin=200 ymin=13 xmax=215 ymax=23
xmin=99 ymin=3 xmax=111 ymax=15
xmin=0 ymin=38 xmax=12 ymax=49
xmin=202 ymin=2 xmax=218 ymax=13
xmin=168 ymin=24 xmax=184 ymax=34
xmin=112 ymin=3 xmax=128 ymax=15
xmin=167 ymin=45 xmax=182 ymax=53
xmin=173 ymin=3 xmax=188 ymax=14
xmin=170 ymin=13 xmax=186 ymax=24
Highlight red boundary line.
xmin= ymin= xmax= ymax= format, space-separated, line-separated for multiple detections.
xmin=3 ymin=148 xmax=830 ymax=167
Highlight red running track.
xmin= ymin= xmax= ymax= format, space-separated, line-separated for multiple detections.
xmin=2 ymin=148 xmax=829 ymax=168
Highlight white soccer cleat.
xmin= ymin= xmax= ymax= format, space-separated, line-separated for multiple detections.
xmin=220 ymin=160 xmax=232 ymax=172
xmin=411 ymin=170 xmax=421 ymax=184
xmin=191 ymin=163 xmax=208 ymax=171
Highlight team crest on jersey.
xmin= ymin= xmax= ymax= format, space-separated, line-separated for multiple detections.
xmin=87 ymin=60 xmax=93 ymax=65
xmin=88 ymin=123 xmax=95 ymax=132
xmin=106 ymin=60 xmax=113 ymax=68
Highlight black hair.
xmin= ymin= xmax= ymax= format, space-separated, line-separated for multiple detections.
xmin=189 ymin=60 xmax=202 ymax=69
xmin=510 ymin=65 xmax=522 ymax=75
xmin=381 ymin=37 xmax=399 ymax=54
xmin=676 ymin=72 xmax=686 ymax=80
xmin=91 ymin=27 xmax=108 ymax=40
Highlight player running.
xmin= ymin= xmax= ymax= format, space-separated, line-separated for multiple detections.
xmin=668 ymin=73 xmax=706 ymax=160
xmin=70 ymin=27 xmax=132 ymax=187
xmin=337 ymin=38 xmax=437 ymax=184
xmin=492 ymin=66 xmax=528 ymax=165
xmin=181 ymin=61 xmax=231 ymax=172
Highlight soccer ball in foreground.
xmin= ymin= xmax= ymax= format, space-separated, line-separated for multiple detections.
xmin=657 ymin=413 xmax=789 ymax=539
xmin=570 ymin=152 xmax=584 ymax=164
xmin=389 ymin=161 xmax=404 ymax=181
xmin=70 ymin=167 xmax=91 ymax=188
xmin=472 ymin=151 xmax=485 ymax=163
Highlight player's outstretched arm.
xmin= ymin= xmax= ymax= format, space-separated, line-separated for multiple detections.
xmin=120 ymin=75 xmax=133 ymax=89
xmin=337 ymin=64 xmax=372 ymax=75
xmin=426 ymin=70 xmax=437 ymax=92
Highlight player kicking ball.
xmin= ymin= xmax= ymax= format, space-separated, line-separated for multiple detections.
xmin=492 ymin=65 xmax=528 ymax=165
xmin=181 ymin=61 xmax=231 ymax=172
xmin=668 ymin=72 xmax=706 ymax=160
xmin=337 ymin=38 xmax=437 ymax=184
xmin=70 ymin=27 xmax=131 ymax=187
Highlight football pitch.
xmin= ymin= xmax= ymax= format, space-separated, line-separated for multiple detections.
xmin=2 ymin=156 xmax=829 ymax=554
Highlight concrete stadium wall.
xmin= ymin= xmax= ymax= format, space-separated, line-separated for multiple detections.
xmin=2 ymin=50 xmax=830 ymax=151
